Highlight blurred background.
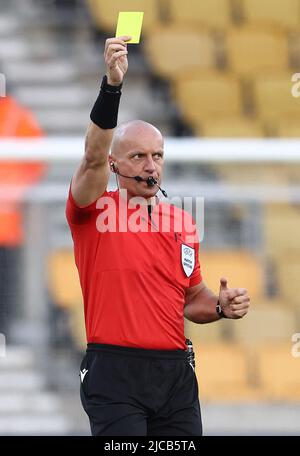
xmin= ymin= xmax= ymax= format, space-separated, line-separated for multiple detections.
xmin=0 ymin=0 xmax=300 ymax=436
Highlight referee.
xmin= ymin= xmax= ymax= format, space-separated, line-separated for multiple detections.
xmin=65 ymin=36 xmax=250 ymax=436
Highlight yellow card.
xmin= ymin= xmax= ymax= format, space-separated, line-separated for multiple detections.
xmin=115 ymin=12 xmax=144 ymax=44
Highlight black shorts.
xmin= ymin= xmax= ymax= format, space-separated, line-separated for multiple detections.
xmin=80 ymin=343 xmax=202 ymax=436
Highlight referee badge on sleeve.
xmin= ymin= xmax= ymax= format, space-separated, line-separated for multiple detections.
xmin=181 ymin=244 xmax=195 ymax=277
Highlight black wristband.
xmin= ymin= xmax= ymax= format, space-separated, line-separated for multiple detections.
xmin=216 ymin=300 xmax=228 ymax=318
xmin=90 ymin=75 xmax=123 ymax=129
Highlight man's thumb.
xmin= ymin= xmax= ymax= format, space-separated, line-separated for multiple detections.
xmin=220 ymin=277 xmax=228 ymax=290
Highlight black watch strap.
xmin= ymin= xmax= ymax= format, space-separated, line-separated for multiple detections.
xmin=216 ymin=300 xmax=228 ymax=318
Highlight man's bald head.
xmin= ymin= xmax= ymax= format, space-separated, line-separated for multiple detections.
xmin=111 ymin=120 xmax=163 ymax=158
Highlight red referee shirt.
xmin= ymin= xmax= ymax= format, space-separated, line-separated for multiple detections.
xmin=65 ymin=186 xmax=202 ymax=350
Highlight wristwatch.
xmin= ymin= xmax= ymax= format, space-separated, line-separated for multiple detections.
xmin=216 ymin=300 xmax=228 ymax=318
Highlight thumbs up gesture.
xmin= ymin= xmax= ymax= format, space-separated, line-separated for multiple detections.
xmin=218 ymin=277 xmax=250 ymax=319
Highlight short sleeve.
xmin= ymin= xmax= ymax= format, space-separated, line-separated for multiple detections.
xmin=65 ymin=181 xmax=100 ymax=226
xmin=188 ymin=240 xmax=202 ymax=288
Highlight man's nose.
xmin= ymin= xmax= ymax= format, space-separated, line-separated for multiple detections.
xmin=144 ymin=156 xmax=156 ymax=173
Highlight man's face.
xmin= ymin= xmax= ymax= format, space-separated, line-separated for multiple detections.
xmin=111 ymin=126 xmax=164 ymax=199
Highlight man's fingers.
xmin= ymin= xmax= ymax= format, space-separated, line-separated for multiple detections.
xmin=233 ymin=309 xmax=249 ymax=318
xmin=106 ymin=43 xmax=127 ymax=54
xmin=231 ymin=295 xmax=250 ymax=305
xmin=105 ymin=36 xmax=132 ymax=52
xmin=219 ymin=277 xmax=228 ymax=291
xmin=227 ymin=288 xmax=248 ymax=300
xmin=107 ymin=50 xmax=128 ymax=67
xmin=116 ymin=35 xmax=132 ymax=42
xmin=230 ymin=301 xmax=250 ymax=312
xmin=105 ymin=44 xmax=128 ymax=62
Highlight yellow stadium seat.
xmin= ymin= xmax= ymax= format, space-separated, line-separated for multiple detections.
xmin=277 ymin=118 xmax=300 ymax=137
xmin=196 ymin=117 xmax=265 ymax=137
xmin=263 ymin=203 xmax=300 ymax=256
xmin=214 ymin=163 xmax=289 ymax=185
xmin=257 ymin=343 xmax=300 ymax=400
xmin=173 ymin=72 xmax=243 ymax=123
xmin=145 ymin=26 xmax=216 ymax=79
xmin=48 ymin=249 xmax=82 ymax=309
xmin=254 ymin=73 xmax=300 ymax=119
xmin=226 ymin=26 xmax=289 ymax=75
xmin=167 ymin=0 xmax=232 ymax=28
xmin=185 ymin=319 xmax=223 ymax=344
xmin=233 ymin=304 xmax=296 ymax=344
xmin=194 ymin=343 xmax=260 ymax=401
xmin=277 ymin=253 xmax=300 ymax=306
xmin=87 ymin=0 xmax=159 ymax=35
xmin=242 ymin=0 xmax=300 ymax=29
xmin=48 ymin=249 xmax=86 ymax=349
xmin=199 ymin=250 xmax=264 ymax=298
xmin=68 ymin=300 xmax=87 ymax=351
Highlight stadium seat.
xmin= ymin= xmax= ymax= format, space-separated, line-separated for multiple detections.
xmin=199 ymin=250 xmax=263 ymax=298
xmin=226 ymin=26 xmax=289 ymax=75
xmin=254 ymin=73 xmax=300 ymax=119
xmin=263 ymin=204 xmax=300 ymax=256
xmin=144 ymin=26 xmax=216 ymax=79
xmin=68 ymin=298 xmax=86 ymax=351
xmin=196 ymin=117 xmax=265 ymax=137
xmin=48 ymin=249 xmax=82 ymax=309
xmin=166 ymin=0 xmax=232 ymax=28
xmin=241 ymin=0 xmax=300 ymax=29
xmin=277 ymin=118 xmax=300 ymax=137
xmin=257 ymin=343 xmax=300 ymax=400
xmin=185 ymin=318 xmax=223 ymax=344
xmin=87 ymin=0 xmax=160 ymax=35
xmin=194 ymin=343 xmax=259 ymax=401
xmin=48 ymin=249 xmax=86 ymax=349
xmin=277 ymin=253 xmax=300 ymax=306
xmin=214 ymin=163 xmax=287 ymax=185
xmin=233 ymin=304 xmax=296 ymax=344
xmin=173 ymin=72 xmax=243 ymax=124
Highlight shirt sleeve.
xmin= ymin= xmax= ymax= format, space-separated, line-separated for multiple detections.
xmin=65 ymin=180 xmax=102 ymax=226
xmin=188 ymin=239 xmax=202 ymax=288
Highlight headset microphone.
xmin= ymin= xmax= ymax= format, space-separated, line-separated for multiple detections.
xmin=111 ymin=163 xmax=168 ymax=198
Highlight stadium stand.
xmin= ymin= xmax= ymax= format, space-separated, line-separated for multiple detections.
xmin=241 ymin=0 xmax=300 ymax=29
xmin=173 ymin=71 xmax=243 ymax=125
xmin=87 ymin=0 xmax=161 ymax=34
xmin=254 ymin=73 xmax=300 ymax=119
xmin=199 ymin=250 xmax=264 ymax=299
xmin=166 ymin=0 xmax=233 ymax=29
xmin=258 ymin=343 xmax=300 ymax=400
xmin=144 ymin=26 xmax=216 ymax=79
xmin=48 ymin=248 xmax=86 ymax=350
xmin=233 ymin=304 xmax=297 ymax=343
xmin=194 ymin=343 xmax=260 ymax=401
xmin=225 ymin=26 xmax=289 ymax=76
xmin=196 ymin=117 xmax=265 ymax=138
xmin=263 ymin=204 xmax=300 ymax=256
xmin=277 ymin=118 xmax=300 ymax=137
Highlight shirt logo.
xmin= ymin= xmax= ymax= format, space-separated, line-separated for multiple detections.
xmin=80 ymin=368 xmax=88 ymax=383
xmin=181 ymin=244 xmax=195 ymax=278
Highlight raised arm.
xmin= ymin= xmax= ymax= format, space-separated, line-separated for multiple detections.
xmin=71 ymin=35 xmax=131 ymax=206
